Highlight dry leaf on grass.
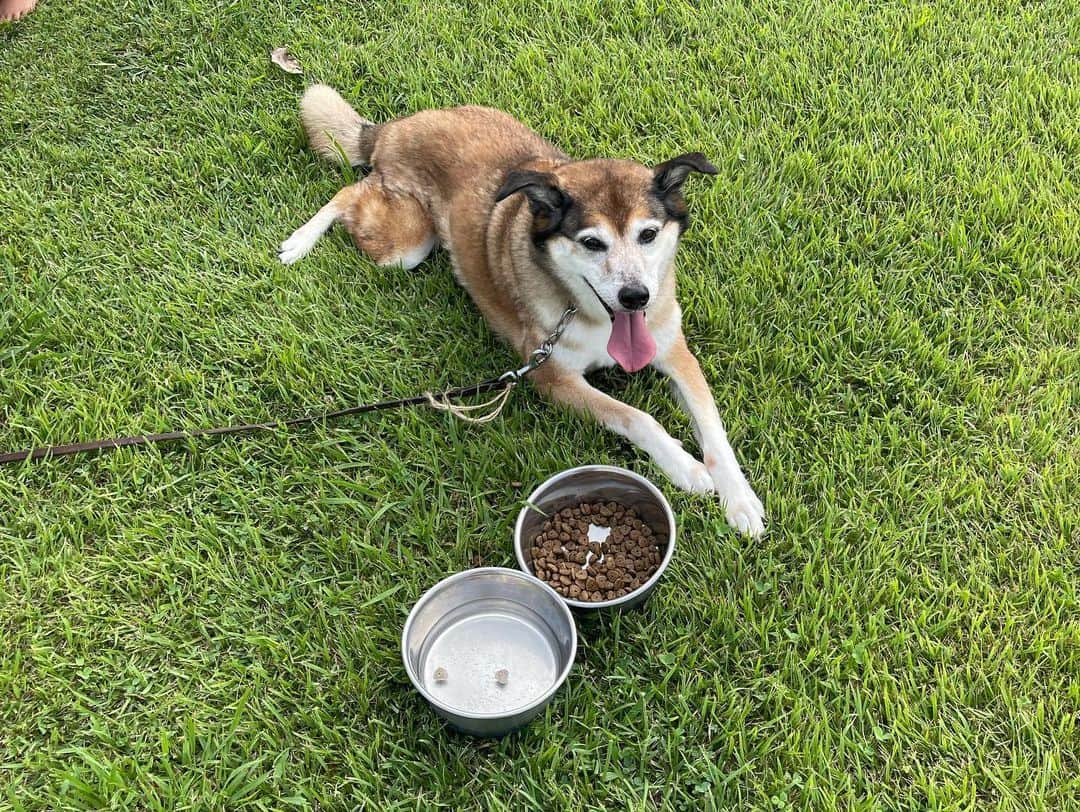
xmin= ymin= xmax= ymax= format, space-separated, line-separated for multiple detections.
xmin=270 ymin=47 xmax=303 ymax=75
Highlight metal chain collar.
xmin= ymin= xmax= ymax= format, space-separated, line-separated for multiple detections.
xmin=500 ymin=305 xmax=578 ymax=383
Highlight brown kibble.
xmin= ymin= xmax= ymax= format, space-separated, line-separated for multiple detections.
xmin=530 ymin=497 xmax=667 ymax=603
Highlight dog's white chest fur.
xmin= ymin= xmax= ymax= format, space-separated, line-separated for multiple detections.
xmin=553 ymin=318 xmax=618 ymax=372
xmin=550 ymin=311 xmax=681 ymax=373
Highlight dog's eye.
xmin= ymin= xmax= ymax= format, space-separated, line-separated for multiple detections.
xmin=579 ymin=236 xmax=607 ymax=252
xmin=638 ymin=228 xmax=658 ymax=244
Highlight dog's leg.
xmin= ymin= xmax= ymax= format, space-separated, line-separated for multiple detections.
xmin=653 ymin=335 xmax=765 ymax=537
xmin=278 ymin=185 xmax=358 ymax=265
xmin=278 ymin=179 xmax=436 ymax=269
xmin=533 ymin=367 xmax=715 ymax=494
xmin=343 ymin=180 xmax=436 ymax=270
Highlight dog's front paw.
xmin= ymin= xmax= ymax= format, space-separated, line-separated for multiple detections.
xmin=722 ymin=489 xmax=765 ymax=538
xmin=662 ymin=452 xmax=716 ymax=494
xmin=707 ymin=460 xmax=766 ymax=538
xmin=710 ymin=474 xmax=765 ymax=537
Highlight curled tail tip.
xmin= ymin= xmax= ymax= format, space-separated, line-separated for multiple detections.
xmin=300 ymin=82 xmax=339 ymax=103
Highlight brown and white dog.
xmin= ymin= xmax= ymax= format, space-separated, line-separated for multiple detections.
xmin=279 ymin=86 xmax=765 ymax=536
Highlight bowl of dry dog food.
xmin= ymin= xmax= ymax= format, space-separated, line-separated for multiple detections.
xmin=514 ymin=465 xmax=676 ymax=611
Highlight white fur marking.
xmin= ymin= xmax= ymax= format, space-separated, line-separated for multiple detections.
xmin=278 ymin=199 xmax=342 ymax=264
xmin=396 ymin=235 xmax=437 ymax=270
xmin=545 ymin=220 xmax=680 ymax=318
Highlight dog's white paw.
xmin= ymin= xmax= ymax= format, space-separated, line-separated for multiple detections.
xmin=707 ymin=462 xmax=765 ymax=537
xmin=712 ymin=476 xmax=765 ymax=537
xmin=723 ymin=491 xmax=766 ymax=538
xmin=663 ymin=452 xmax=716 ymax=494
xmin=278 ymin=227 xmax=319 ymax=264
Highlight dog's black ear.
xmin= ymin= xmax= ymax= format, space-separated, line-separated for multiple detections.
xmin=495 ymin=170 xmax=571 ymax=237
xmin=495 ymin=170 xmax=568 ymax=215
xmin=653 ymin=152 xmax=718 ymax=196
xmin=653 ymin=153 xmax=717 ymax=229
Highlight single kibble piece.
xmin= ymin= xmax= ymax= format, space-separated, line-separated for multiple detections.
xmin=495 ymin=668 xmax=509 ymax=686
xmin=433 ymin=667 xmax=448 ymax=682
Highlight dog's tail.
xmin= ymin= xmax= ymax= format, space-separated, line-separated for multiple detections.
xmin=300 ymin=84 xmax=379 ymax=167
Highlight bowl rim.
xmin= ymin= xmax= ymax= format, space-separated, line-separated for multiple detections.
xmin=400 ymin=566 xmax=578 ymax=720
xmin=513 ymin=465 xmax=677 ymax=609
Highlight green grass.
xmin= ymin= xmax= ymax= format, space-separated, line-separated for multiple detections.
xmin=1 ymin=0 xmax=1078 ymax=808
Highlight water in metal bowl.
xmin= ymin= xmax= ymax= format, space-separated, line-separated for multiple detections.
xmin=401 ymin=567 xmax=577 ymax=737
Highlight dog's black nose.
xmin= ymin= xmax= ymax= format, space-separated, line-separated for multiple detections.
xmin=617 ymin=285 xmax=650 ymax=311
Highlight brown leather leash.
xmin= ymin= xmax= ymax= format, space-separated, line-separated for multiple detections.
xmin=0 ymin=376 xmax=510 ymax=465
xmin=0 ymin=306 xmax=577 ymax=467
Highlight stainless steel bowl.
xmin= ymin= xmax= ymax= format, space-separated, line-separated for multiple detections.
xmin=401 ymin=567 xmax=577 ymax=737
xmin=513 ymin=465 xmax=676 ymax=611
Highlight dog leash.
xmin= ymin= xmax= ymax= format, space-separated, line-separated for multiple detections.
xmin=0 ymin=306 xmax=578 ymax=466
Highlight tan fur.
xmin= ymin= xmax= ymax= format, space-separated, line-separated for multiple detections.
xmin=337 ymin=178 xmax=434 ymax=266
xmin=279 ymin=86 xmax=766 ymax=536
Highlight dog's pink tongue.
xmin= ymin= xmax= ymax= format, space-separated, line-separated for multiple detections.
xmin=607 ymin=311 xmax=656 ymax=373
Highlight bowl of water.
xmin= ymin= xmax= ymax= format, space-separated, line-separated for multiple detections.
xmin=401 ymin=567 xmax=577 ymax=737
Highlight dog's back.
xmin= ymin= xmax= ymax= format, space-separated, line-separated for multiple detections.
xmin=299 ymin=85 xmax=562 ymax=192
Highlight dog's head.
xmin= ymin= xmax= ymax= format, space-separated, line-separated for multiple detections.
xmin=495 ymin=154 xmax=717 ymax=371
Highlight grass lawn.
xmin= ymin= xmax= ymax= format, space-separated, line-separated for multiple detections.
xmin=2 ymin=0 xmax=1079 ymax=808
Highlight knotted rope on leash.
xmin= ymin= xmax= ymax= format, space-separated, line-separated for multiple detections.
xmin=421 ymin=306 xmax=578 ymax=424
xmin=425 ymin=382 xmax=517 ymax=424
